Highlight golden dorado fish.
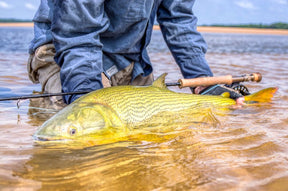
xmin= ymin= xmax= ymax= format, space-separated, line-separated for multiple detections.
xmin=33 ymin=73 xmax=277 ymax=144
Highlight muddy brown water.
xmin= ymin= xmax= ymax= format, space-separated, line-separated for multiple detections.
xmin=0 ymin=28 xmax=288 ymax=190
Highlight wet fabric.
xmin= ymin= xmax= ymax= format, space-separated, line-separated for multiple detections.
xmin=29 ymin=0 xmax=212 ymax=103
xmin=28 ymin=43 xmax=60 ymax=94
xmin=27 ymin=44 xmax=153 ymax=104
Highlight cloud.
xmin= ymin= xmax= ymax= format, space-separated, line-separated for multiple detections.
xmin=273 ymin=0 xmax=287 ymax=4
xmin=235 ymin=1 xmax=257 ymax=9
xmin=25 ymin=3 xmax=37 ymax=10
xmin=0 ymin=1 xmax=11 ymax=9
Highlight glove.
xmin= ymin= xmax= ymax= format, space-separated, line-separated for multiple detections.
xmin=27 ymin=43 xmax=64 ymax=105
xmin=195 ymin=83 xmax=250 ymax=100
xmin=27 ymin=43 xmax=62 ymax=94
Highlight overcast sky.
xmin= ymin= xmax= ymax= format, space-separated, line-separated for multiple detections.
xmin=0 ymin=0 xmax=287 ymax=25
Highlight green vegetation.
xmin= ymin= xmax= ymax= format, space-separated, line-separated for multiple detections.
xmin=202 ymin=22 xmax=288 ymax=29
xmin=1 ymin=18 xmax=287 ymax=30
xmin=0 ymin=18 xmax=32 ymax=23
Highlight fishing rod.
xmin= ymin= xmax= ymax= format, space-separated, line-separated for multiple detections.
xmin=0 ymin=73 xmax=262 ymax=101
xmin=0 ymin=91 xmax=90 ymax=101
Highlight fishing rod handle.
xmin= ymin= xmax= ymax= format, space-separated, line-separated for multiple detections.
xmin=178 ymin=75 xmax=233 ymax=88
xmin=178 ymin=73 xmax=262 ymax=88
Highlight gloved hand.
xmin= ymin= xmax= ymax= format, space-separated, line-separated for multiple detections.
xmin=27 ymin=43 xmax=64 ymax=105
xmin=27 ymin=43 xmax=112 ymax=105
xmin=193 ymin=83 xmax=250 ymax=100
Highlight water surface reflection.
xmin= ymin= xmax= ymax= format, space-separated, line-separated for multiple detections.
xmin=0 ymin=28 xmax=288 ymax=190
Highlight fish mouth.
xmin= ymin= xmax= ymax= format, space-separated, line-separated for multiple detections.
xmin=33 ymin=135 xmax=49 ymax=141
xmin=33 ymin=134 xmax=70 ymax=142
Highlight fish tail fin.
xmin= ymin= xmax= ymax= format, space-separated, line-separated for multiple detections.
xmin=244 ymin=87 xmax=278 ymax=103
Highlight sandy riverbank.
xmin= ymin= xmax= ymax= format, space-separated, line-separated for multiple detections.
xmin=154 ymin=25 xmax=288 ymax=35
xmin=198 ymin=26 xmax=288 ymax=35
xmin=0 ymin=22 xmax=33 ymax=27
xmin=1 ymin=22 xmax=288 ymax=35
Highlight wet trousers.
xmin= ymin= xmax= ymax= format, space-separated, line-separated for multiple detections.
xmin=27 ymin=43 xmax=153 ymax=105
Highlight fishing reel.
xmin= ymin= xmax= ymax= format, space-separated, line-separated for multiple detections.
xmin=225 ymin=83 xmax=250 ymax=96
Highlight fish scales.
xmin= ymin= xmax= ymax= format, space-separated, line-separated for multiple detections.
xmin=76 ymin=78 xmax=234 ymax=127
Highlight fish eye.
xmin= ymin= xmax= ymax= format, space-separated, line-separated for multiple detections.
xmin=70 ymin=128 xmax=77 ymax=136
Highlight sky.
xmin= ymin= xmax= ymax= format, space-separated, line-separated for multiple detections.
xmin=0 ymin=0 xmax=287 ymax=25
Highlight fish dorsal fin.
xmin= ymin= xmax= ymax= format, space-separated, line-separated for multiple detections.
xmin=152 ymin=73 xmax=167 ymax=89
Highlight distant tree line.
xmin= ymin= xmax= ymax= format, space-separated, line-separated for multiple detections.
xmin=0 ymin=18 xmax=32 ymax=23
xmin=203 ymin=22 xmax=288 ymax=29
xmin=1 ymin=19 xmax=288 ymax=29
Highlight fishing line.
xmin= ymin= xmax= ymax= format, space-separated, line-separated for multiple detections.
xmin=0 ymin=73 xmax=262 ymax=102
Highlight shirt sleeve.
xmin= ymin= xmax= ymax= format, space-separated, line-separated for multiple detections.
xmin=29 ymin=0 xmax=54 ymax=54
xmin=157 ymin=0 xmax=213 ymax=79
xmin=51 ymin=0 xmax=109 ymax=103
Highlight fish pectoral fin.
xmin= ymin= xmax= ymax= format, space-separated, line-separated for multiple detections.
xmin=194 ymin=108 xmax=221 ymax=127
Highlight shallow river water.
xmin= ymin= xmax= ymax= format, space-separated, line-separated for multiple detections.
xmin=0 ymin=27 xmax=288 ymax=191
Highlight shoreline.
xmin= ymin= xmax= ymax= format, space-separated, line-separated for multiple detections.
xmin=153 ymin=25 xmax=288 ymax=35
xmin=198 ymin=26 xmax=288 ymax=35
xmin=1 ymin=22 xmax=288 ymax=35
xmin=0 ymin=22 xmax=33 ymax=27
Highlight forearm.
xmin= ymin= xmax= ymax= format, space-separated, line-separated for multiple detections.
xmin=157 ymin=0 xmax=213 ymax=79
xmin=51 ymin=0 xmax=109 ymax=103
xmin=29 ymin=0 xmax=54 ymax=54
